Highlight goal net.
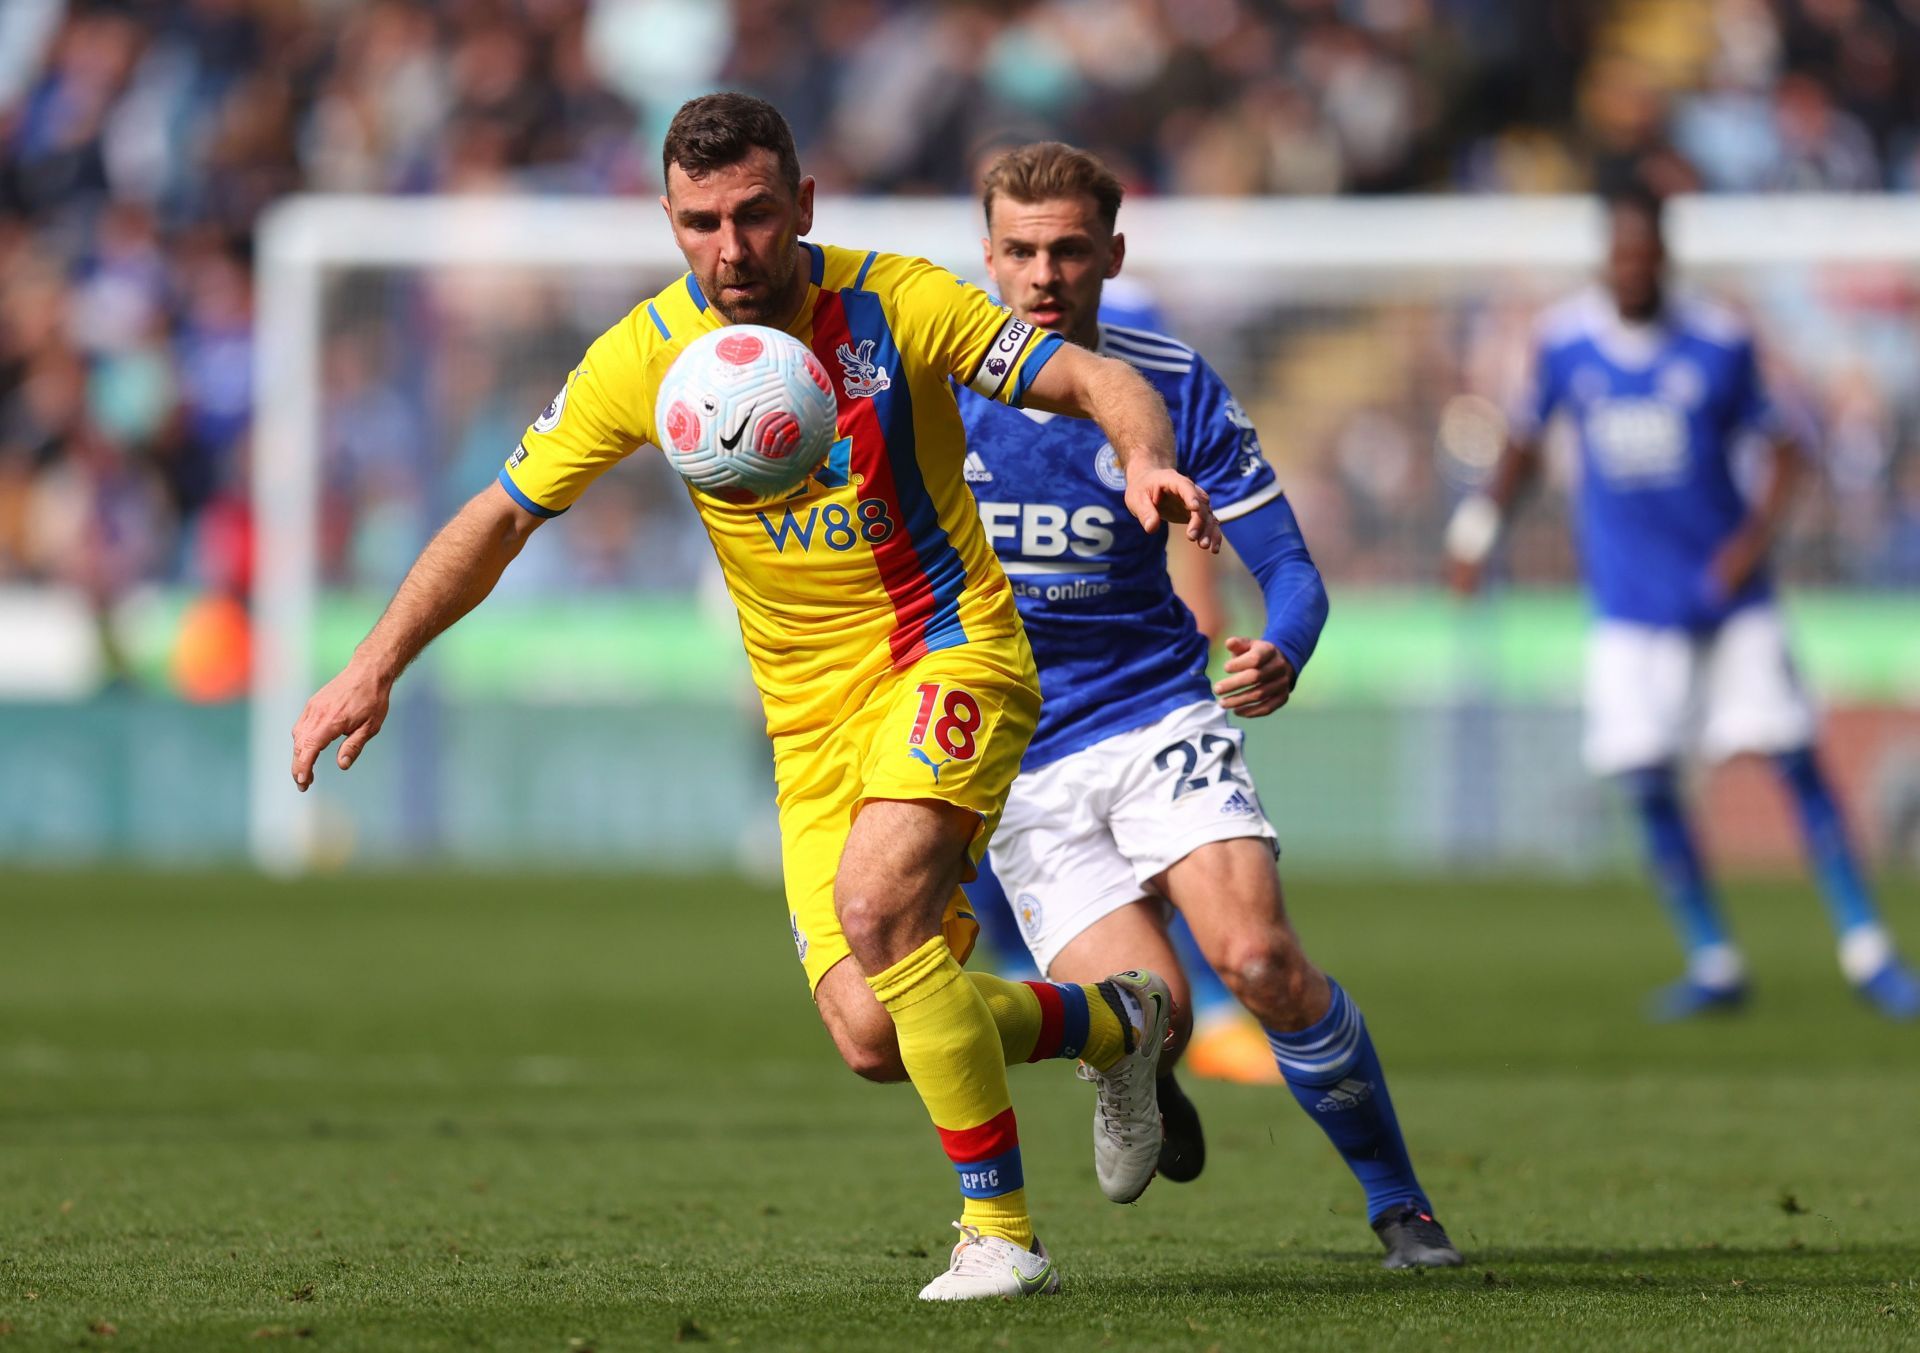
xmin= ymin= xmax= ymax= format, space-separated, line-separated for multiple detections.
xmin=252 ymin=194 xmax=1920 ymax=874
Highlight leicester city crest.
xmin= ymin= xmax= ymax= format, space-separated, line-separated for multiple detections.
xmin=1016 ymin=893 xmax=1044 ymax=939
xmin=1094 ymin=443 xmax=1126 ymax=491
xmin=1657 ymin=359 xmax=1704 ymax=409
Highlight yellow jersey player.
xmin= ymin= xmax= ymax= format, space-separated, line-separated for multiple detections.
xmin=289 ymin=93 xmax=1221 ymax=1301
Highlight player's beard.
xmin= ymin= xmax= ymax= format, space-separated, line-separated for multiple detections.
xmin=710 ymin=245 xmax=800 ymax=327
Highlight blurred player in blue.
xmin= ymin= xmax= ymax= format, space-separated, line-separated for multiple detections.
xmin=1449 ymin=187 xmax=1920 ymax=1021
xmin=959 ymin=141 xmax=1461 ymax=1268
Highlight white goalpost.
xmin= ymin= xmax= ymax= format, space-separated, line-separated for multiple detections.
xmin=251 ymin=193 xmax=1920 ymax=874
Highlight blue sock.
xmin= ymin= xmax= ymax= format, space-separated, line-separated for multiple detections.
xmin=1774 ymin=748 xmax=1881 ymax=943
xmin=1169 ymin=911 xmax=1239 ymax=1024
xmin=1266 ymin=978 xmax=1429 ymax=1224
xmin=1624 ymin=764 xmax=1739 ymax=980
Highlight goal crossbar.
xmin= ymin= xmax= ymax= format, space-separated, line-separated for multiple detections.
xmin=251 ymin=193 xmax=1920 ymax=872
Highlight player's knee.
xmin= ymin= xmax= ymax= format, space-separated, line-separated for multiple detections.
xmin=1215 ymin=928 xmax=1317 ymax=1022
xmin=834 ymin=888 xmax=906 ymax=966
xmin=1214 ymin=928 xmax=1293 ymax=988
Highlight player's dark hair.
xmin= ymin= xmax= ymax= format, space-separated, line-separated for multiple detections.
xmin=663 ymin=93 xmax=802 ymax=194
xmin=982 ymin=141 xmax=1125 ymax=234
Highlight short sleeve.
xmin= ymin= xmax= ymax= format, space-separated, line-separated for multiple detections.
xmin=499 ymin=314 xmax=654 ymax=517
xmin=876 ymin=254 xmax=1063 ymax=406
xmin=1180 ymin=358 xmax=1282 ymax=522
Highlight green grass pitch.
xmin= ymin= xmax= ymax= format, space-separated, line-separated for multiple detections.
xmin=1 ymin=869 xmax=1916 ymax=1351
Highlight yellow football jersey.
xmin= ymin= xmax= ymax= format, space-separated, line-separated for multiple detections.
xmin=501 ymin=243 xmax=1062 ymax=738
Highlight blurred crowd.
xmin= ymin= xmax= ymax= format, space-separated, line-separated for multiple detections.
xmin=5 ymin=0 xmax=1920 ymax=693
xmin=1210 ymin=283 xmax=1920 ymax=595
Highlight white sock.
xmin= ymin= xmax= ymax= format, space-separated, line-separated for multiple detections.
xmin=1839 ymin=925 xmax=1893 ymax=985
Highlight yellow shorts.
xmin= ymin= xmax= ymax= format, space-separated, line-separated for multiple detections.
xmin=775 ymin=639 xmax=1041 ymax=993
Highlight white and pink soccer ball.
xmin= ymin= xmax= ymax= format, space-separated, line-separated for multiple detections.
xmin=654 ymin=325 xmax=839 ymax=505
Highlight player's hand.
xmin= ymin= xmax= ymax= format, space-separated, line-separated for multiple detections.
xmin=1214 ymin=636 xmax=1294 ymax=717
xmin=291 ymin=659 xmax=392 ymax=791
xmin=1125 ymin=467 xmax=1219 ymax=552
xmin=1708 ymin=524 xmax=1768 ymax=601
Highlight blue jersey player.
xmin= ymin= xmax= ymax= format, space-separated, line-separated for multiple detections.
xmin=1449 ymin=188 xmax=1919 ymax=1021
xmin=965 ymin=285 xmax=1284 ymax=1087
xmin=961 ymin=142 xmax=1461 ymax=1269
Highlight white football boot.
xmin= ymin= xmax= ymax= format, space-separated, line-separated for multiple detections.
xmin=916 ymin=1223 xmax=1061 ymax=1301
xmin=1078 ymin=969 xmax=1173 ymax=1204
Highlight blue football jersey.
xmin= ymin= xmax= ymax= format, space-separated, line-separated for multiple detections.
xmin=1518 ymin=288 xmax=1782 ymax=630
xmin=1094 ymin=276 xmax=1166 ymax=334
xmin=958 ymin=323 xmax=1284 ymax=768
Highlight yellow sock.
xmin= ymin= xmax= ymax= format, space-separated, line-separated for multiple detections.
xmin=868 ymin=937 xmax=1033 ymax=1248
xmin=968 ymin=973 xmax=1131 ymax=1072
xmin=959 ymin=1186 xmax=1031 ymax=1249
xmin=968 ymin=973 xmax=1043 ymax=1063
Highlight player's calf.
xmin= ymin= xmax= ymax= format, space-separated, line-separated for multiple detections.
xmin=1170 ymin=849 xmax=1455 ymax=1256
xmin=826 ymin=956 xmax=1153 ymax=1085
xmin=1046 ymin=898 xmax=1195 ymax=1060
xmin=823 ymin=800 xmax=971 ymax=1080
xmin=1162 ymin=837 xmax=1329 ymax=1030
xmin=813 ymin=959 xmax=907 ymax=1082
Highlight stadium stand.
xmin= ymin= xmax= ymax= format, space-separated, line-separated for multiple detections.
xmin=5 ymin=0 xmax=1920 ymax=690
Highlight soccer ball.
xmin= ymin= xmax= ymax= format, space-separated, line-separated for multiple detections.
xmin=654 ymin=325 xmax=839 ymax=504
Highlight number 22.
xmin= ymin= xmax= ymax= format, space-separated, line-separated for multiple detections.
xmin=1154 ymin=735 xmax=1246 ymax=800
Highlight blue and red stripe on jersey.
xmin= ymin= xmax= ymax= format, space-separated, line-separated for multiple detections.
xmin=1022 ymin=981 xmax=1092 ymax=1061
xmin=808 ymin=289 xmax=969 ymax=668
xmin=935 ymin=1106 xmax=1025 ymax=1198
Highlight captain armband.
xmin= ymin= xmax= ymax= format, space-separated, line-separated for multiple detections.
xmin=966 ymin=315 xmax=1038 ymax=399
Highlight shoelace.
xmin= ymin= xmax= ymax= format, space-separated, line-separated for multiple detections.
xmin=1078 ymin=1053 xmax=1157 ymax=1146
xmin=944 ymin=1222 xmax=1008 ymax=1277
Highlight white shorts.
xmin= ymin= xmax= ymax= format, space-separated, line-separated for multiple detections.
xmin=1583 ymin=604 xmax=1818 ymax=776
xmin=990 ymin=700 xmax=1280 ymax=975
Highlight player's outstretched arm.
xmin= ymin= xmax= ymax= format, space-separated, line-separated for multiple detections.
xmin=1022 ymin=343 xmax=1220 ymax=552
xmin=1445 ymin=436 xmax=1540 ymax=596
xmin=1214 ymin=494 xmax=1329 ymax=718
xmin=291 ymin=481 xmax=546 ymax=791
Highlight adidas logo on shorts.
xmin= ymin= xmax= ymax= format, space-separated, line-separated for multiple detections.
xmin=1219 ymin=788 xmax=1258 ymax=817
